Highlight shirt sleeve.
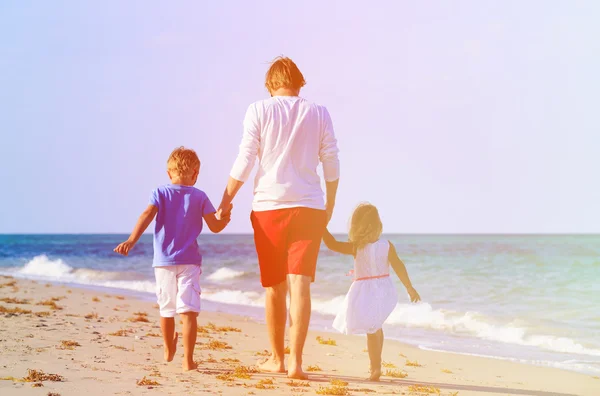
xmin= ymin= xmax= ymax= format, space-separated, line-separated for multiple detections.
xmin=149 ymin=188 xmax=159 ymax=207
xmin=201 ymin=193 xmax=217 ymax=216
xmin=229 ymin=104 xmax=260 ymax=182
xmin=319 ymin=106 xmax=340 ymax=182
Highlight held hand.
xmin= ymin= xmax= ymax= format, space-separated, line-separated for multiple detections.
xmin=114 ymin=240 xmax=135 ymax=256
xmin=217 ymin=202 xmax=233 ymax=221
xmin=407 ymin=287 xmax=421 ymax=303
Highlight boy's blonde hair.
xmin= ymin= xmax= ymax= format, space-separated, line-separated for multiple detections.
xmin=348 ymin=203 xmax=383 ymax=250
xmin=265 ymin=56 xmax=306 ymax=93
xmin=167 ymin=146 xmax=200 ymax=177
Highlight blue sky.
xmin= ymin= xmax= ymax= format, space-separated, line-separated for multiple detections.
xmin=1 ymin=1 xmax=599 ymax=234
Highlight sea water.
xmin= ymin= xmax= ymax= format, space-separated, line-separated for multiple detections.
xmin=1 ymin=234 xmax=598 ymax=375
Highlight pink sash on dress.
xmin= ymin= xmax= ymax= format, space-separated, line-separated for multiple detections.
xmin=354 ymin=274 xmax=389 ymax=281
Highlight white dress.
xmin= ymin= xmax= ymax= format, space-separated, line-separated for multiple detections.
xmin=333 ymin=239 xmax=398 ymax=335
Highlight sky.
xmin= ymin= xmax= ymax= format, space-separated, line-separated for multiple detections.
xmin=1 ymin=1 xmax=599 ymax=234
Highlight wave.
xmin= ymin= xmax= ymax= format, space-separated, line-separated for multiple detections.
xmin=202 ymin=289 xmax=264 ymax=307
xmin=311 ymin=295 xmax=600 ymax=358
xmin=3 ymin=255 xmax=156 ymax=294
xmin=5 ymin=255 xmax=600 ymax=361
xmin=386 ymin=302 xmax=600 ymax=358
xmin=206 ymin=268 xmax=246 ymax=281
xmin=418 ymin=346 xmax=600 ymax=375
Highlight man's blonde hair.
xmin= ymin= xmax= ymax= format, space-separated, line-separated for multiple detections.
xmin=348 ymin=203 xmax=383 ymax=250
xmin=265 ymin=56 xmax=306 ymax=93
xmin=167 ymin=146 xmax=200 ymax=177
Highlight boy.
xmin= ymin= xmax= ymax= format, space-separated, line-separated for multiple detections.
xmin=114 ymin=146 xmax=231 ymax=371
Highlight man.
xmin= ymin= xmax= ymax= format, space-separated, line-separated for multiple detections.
xmin=217 ymin=56 xmax=340 ymax=379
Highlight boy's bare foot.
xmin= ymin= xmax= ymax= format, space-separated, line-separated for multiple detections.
xmin=164 ymin=332 xmax=178 ymax=362
xmin=258 ymin=356 xmax=286 ymax=373
xmin=287 ymin=363 xmax=308 ymax=380
xmin=182 ymin=360 xmax=198 ymax=371
xmin=368 ymin=369 xmax=381 ymax=381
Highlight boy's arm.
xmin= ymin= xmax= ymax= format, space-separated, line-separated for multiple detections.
xmin=388 ymin=242 xmax=421 ymax=302
xmin=114 ymin=205 xmax=158 ymax=256
xmin=204 ymin=192 xmax=232 ymax=233
xmin=322 ymin=229 xmax=354 ymax=256
xmin=203 ymin=209 xmax=231 ymax=234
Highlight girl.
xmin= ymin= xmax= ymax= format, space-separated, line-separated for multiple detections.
xmin=322 ymin=203 xmax=420 ymax=381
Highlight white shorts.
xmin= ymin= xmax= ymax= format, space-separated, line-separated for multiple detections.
xmin=154 ymin=264 xmax=202 ymax=317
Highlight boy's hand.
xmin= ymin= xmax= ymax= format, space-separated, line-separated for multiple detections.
xmin=217 ymin=203 xmax=233 ymax=221
xmin=407 ymin=286 xmax=421 ymax=303
xmin=114 ymin=240 xmax=135 ymax=256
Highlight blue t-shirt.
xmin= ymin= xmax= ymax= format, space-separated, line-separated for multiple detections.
xmin=149 ymin=184 xmax=216 ymax=267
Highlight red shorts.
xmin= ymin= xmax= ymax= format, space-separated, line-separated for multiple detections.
xmin=250 ymin=207 xmax=327 ymax=288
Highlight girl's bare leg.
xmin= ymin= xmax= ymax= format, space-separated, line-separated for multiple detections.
xmin=367 ymin=329 xmax=383 ymax=381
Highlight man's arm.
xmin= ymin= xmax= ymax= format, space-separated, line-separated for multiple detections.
xmin=325 ymin=179 xmax=339 ymax=223
xmin=114 ymin=205 xmax=158 ymax=256
xmin=217 ymin=177 xmax=244 ymax=218
xmin=320 ymin=107 xmax=340 ymax=223
xmin=220 ymin=105 xmax=260 ymax=215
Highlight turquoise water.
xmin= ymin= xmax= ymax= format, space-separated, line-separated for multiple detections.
xmin=1 ymin=234 xmax=599 ymax=375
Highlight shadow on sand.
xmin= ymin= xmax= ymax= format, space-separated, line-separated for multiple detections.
xmin=194 ymin=368 xmax=576 ymax=396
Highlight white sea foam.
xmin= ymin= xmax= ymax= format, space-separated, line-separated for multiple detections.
xmin=18 ymin=255 xmax=72 ymax=277
xmin=312 ymin=295 xmax=347 ymax=316
xmin=386 ymin=302 xmax=600 ymax=357
xmin=310 ymin=296 xmax=600 ymax=358
xmin=207 ymin=268 xmax=245 ymax=281
xmin=5 ymin=255 xmax=156 ymax=294
xmin=418 ymin=346 xmax=600 ymax=375
xmin=6 ymin=255 xmax=600 ymax=360
xmin=202 ymin=289 xmax=264 ymax=307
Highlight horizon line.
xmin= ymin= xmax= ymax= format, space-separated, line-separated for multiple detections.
xmin=1 ymin=232 xmax=599 ymax=236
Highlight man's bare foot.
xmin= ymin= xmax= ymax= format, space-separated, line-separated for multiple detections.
xmin=287 ymin=363 xmax=309 ymax=380
xmin=182 ymin=360 xmax=198 ymax=371
xmin=258 ymin=356 xmax=286 ymax=373
xmin=368 ymin=369 xmax=381 ymax=381
xmin=164 ymin=332 xmax=178 ymax=362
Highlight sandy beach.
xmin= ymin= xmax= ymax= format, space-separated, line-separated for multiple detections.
xmin=0 ymin=276 xmax=597 ymax=396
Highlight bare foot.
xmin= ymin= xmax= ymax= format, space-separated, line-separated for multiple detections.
xmin=258 ymin=356 xmax=286 ymax=373
xmin=182 ymin=360 xmax=198 ymax=371
xmin=164 ymin=332 xmax=178 ymax=362
xmin=368 ymin=369 xmax=381 ymax=382
xmin=287 ymin=363 xmax=309 ymax=380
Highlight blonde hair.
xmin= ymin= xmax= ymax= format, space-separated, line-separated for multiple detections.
xmin=348 ymin=203 xmax=383 ymax=250
xmin=265 ymin=56 xmax=306 ymax=93
xmin=167 ymin=146 xmax=200 ymax=177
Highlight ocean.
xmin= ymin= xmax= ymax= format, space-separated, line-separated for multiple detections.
xmin=0 ymin=234 xmax=598 ymax=375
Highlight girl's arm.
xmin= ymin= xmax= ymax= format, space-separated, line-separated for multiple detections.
xmin=322 ymin=229 xmax=355 ymax=255
xmin=388 ymin=242 xmax=421 ymax=302
xmin=114 ymin=205 xmax=158 ymax=256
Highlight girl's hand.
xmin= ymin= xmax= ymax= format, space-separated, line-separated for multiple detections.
xmin=114 ymin=240 xmax=135 ymax=256
xmin=407 ymin=287 xmax=421 ymax=303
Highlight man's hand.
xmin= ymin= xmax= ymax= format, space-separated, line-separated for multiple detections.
xmin=114 ymin=240 xmax=135 ymax=256
xmin=407 ymin=286 xmax=421 ymax=303
xmin=217 ymin=203 xmax=233 ymax=221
